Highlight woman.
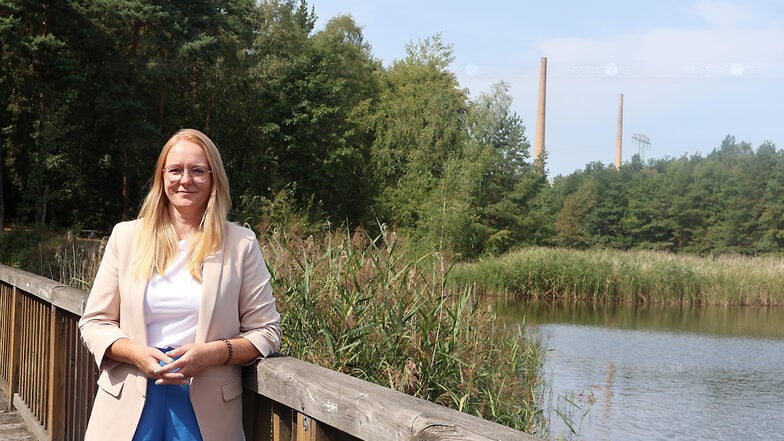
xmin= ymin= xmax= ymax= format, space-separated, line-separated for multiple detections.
xmin=79 ymin=128 xmax=281 ymax=441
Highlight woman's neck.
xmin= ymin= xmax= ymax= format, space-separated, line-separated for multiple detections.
xmin=169 ymin=206 xmax=203 ymax=240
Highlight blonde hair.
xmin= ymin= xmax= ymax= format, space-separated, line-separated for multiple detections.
xmin=134 ymin=128 xmax=231 ymax=281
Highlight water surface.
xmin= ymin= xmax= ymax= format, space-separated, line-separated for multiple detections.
xmin=500 ymin=301 xmax=784 ymax=441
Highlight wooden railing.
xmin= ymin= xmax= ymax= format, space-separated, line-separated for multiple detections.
xmin=0 ymin=264 xmax=543 ymax=441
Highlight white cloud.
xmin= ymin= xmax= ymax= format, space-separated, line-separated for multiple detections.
xmin=693 ymin=1 xmax=756 ymax=28
xmin=536 ymin=21 xmax=784 ymax=81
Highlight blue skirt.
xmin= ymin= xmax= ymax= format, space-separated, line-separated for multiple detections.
xmin=132 ymin=350 xmax=202 ymax=441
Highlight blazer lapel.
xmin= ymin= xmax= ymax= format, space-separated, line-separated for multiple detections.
xmin=195 ymin=240 xmax=226 ymax=343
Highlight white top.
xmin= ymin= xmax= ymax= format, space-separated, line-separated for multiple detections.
xmin=144 ymin=240 xmax=201 ymax=348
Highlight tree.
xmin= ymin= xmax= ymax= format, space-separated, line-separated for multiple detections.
xmin=70 ymin=0 xmax=260 ymax=223
xmin=370 ymin=34 xmax=470 ymax=254
xmin=0 ymin=0 xmax=82 ymax=226
xmin=304 ymin=14 xmax=381 ymax=223
xmin=758 ymin=142 xmax=784 ymax=251
xmin=234 ymin=0 xmax=318 ymax=214
xmin=464 ymin=81 xmax=542 ymax=255
xmin=621 ymin=162 xmax=678 ymax=250
xmin=555 ymin=176 xmax=598 ymax=248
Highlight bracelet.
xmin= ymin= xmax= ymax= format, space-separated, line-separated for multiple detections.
xmin=220 ymin=338 xmax=233 ymax=366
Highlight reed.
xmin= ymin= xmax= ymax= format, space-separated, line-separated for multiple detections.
xmin=0 ymin=227 xmax=105 ymax=291
xmin=449 ymin=247 xmax=784 ymax=306
xmin=260 ymin=226 xmax=548 ymax=434
xmin=53 ymin=229 xmax=106 ymax=291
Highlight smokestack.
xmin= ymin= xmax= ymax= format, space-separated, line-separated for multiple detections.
xmin=615 ymin=93 xmax=623 ymax=170
xmin=534 ymin=57 xmax=547 ymax=175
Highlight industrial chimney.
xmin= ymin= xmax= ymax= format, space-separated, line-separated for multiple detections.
xmin=615 ymin=93 xmax=623 ymax=170
xmin=534 ymin=57 xmax=547 ymax=175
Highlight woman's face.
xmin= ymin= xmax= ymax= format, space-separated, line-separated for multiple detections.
xmin=163 ymin=140 xmax=212 ymax=217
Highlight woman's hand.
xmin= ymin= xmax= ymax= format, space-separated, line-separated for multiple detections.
xmin=106 ymin=338 xmax=186 ymax=383
xmin=156 ymin=341 xmax=227 ymax=384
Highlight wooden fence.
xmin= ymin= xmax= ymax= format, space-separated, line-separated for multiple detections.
xmin=0 ymin=264 xmax=543 ymax=441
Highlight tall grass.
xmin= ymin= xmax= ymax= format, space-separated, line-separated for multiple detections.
xmin=449 ymin=247 xmax=784 ymax=305
xmin=260 ymin=227 xmax=548 ymax=434
xmin=0 ymin=227 xmax=105 ymax=290
xmin=54 ymin=230 xmax=106 ymax=291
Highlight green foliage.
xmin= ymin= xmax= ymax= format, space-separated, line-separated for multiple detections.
xmin=262 ymin=226 xmax=547 ymax=434
xmin=236 ymin=187 xmax=326 ymax=238
xmin=465 ymin=82 xmax=543 ymax=256
xmin=555 ymin=177 xmax=598 ymax=248
xmin=3 ymin=1 xmax=784 ymax=269
xmin=370 ymin=34 xmax=468 ymax=238
xmin=0 ymin=227 xmax=103 ymax=288
xmin=542 ymin=136 xmax=784 ymax=256
xmin=0 ymin=227 xmax=50 ymax=271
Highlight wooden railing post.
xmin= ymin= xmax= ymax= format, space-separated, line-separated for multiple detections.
xmin=47 ymin=305 xmax=66 ymax=441
xmin=243 ymin=392 xmax=273 ymax=441
xmin=6 ymin=286 xmax=21 ymax=411
xmin=296 ymin=413 xmax=316 ymax=441
xmin=296 ymin=412 xmax=338 ymax=441
xmin=273 ymin=402 xmax=293 ymax=441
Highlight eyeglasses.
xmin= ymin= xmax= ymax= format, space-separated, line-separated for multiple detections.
xmin=162 ymin=166 xmax=212 ymax=184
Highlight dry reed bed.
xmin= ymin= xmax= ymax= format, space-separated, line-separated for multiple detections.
xmin=449 ymin=247 xmax=784 ymax=306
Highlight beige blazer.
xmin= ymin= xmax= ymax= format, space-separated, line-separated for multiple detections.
xmin=78 ymin=220 xmax=281 ymax=441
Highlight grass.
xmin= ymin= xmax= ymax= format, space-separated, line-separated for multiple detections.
xmin=53 ymin=230 xmax=107 ymax=291
xmin=259 ymin=226 xmax=548 ymax=434
xmin=449 ymin=247 xmax=784 ymax=306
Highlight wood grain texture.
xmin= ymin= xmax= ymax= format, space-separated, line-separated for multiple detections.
xmin=245 ymin=354 xmax=543 ymax=441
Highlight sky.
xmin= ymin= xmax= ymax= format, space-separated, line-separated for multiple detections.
xmin=310 ymin=0 xmax=784 ymax=177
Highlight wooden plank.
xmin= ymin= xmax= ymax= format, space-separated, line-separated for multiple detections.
xmin=49 ymin=286 xmax=87 ymax=317
xmin=47 ymin=307 xmax=66 ymax=441
xmin=32 ymin=300 xmax=40 ymax=420
xmin=6 ymin=286 xmax=21 ymax=411
xmin=273 ymin=402 xmax=293 ymax=441
xmin=32 ymin=298 xmax=44 ymax=422
xmin=295 ymin=412 xmax=314 ymax=441
xmin=0 ymin=284 xmax=11 ymax=383
xmin=74 ymin=340 xmax=97 ymax=441
xmin=66 ymin=319 xmax=79 ymax=441
xmin=243 ymin=392 xmax=273 ymax=441
xmin=0 ymin=266 xmax=56 ymax=303
xmin=245 ymin=355 xmax=543 ymax=441
xmin=295 ymin=412 xmax=337 ymax=441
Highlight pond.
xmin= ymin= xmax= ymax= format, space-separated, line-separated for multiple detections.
xmin=498 ymin=301 xmax=784 ymax=441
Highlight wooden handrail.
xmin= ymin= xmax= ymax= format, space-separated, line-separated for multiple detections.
xmin=245 ymin=354 xmax=541 ymax=441
xmin=0 ymin=264 xmax=544 ymax=441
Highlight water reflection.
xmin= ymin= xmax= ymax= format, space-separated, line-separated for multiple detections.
xmin=499 ymin=299 xmax=784 ymax=340
xmin=497 ymin=300 xmax=784 ymax=441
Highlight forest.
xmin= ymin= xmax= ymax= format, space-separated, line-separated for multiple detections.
xmin=2 ymin=0 xmax=783 ymax=259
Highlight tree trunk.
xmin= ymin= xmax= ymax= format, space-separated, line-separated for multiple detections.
xmin=0 ymin=144 xmax=6 ymax=231
xmin=122 ymin=149 xmax=129 ymax=220
xmin=37 ymin=89 xmax=47 ymax=226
